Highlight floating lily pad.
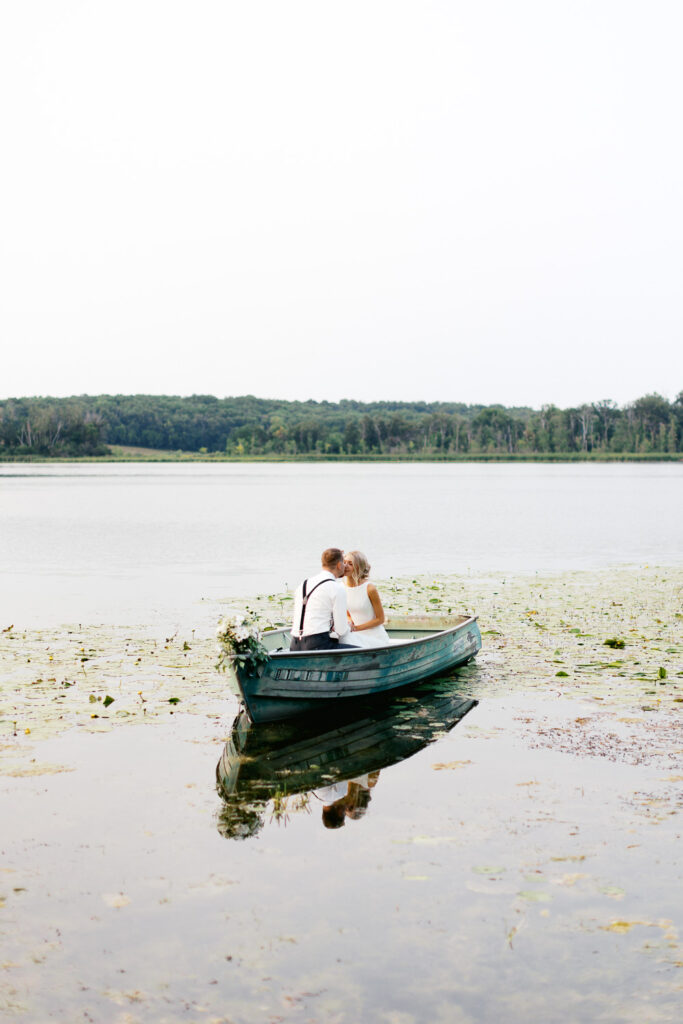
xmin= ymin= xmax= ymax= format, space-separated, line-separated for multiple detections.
xmin=599 ymin=885 xmax=626 ymax=899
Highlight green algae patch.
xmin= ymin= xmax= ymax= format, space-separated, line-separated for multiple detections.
xmin=0 ymin=627 xmax=231 ymax=774
xmin=246 ymin=565 xmax=683 ymax=772
xmin=1 ymin=565 xmax=681 ymax=776
xmin=249 ymin=563 xmax=683 ymax=716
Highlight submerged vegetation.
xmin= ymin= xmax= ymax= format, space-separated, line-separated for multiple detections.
xmin=1 ymin=391 xmax=682 ymax=459
xmin=1 ymin=566 xmax=680 ymax=763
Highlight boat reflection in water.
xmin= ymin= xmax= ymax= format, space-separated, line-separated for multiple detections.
xmin=216 ymin=678 xmax=477 ymax=839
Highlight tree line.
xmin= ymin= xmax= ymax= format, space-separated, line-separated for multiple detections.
xmin=0 ymin=392 xmax=681 ymax=457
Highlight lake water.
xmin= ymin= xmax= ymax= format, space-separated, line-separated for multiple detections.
xmin=1 ymin=462 xmax=682 ymax=1022
xmin=4 ymin=671 xmax=682 ymax=1023
xmin=1 ymin=462 xmax=681 ymax=630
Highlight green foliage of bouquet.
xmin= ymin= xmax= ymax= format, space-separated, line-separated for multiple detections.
xmin=216 ymin=611 xmax=270 ymax=675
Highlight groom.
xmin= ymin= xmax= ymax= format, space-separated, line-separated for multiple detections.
xmin=289 ymin=548 xmax=354 ymax=651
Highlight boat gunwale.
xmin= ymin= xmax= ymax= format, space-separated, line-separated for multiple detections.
xmin=262 ymin=615 xmax=480 ymax=660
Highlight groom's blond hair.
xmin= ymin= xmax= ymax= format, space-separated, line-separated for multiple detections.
xmin=346 ymin=550 xmax=370 ymax=586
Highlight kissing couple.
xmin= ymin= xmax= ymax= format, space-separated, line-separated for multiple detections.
xmin=289 ymin=547 xmax=390 ymax=652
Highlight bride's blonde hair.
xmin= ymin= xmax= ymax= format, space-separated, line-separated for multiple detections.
xmin=346 ymin=550 xmax=371 ymax=586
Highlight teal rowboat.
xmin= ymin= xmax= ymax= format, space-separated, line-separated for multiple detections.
xmin=223 ymin=614 xmax=482 ymax=723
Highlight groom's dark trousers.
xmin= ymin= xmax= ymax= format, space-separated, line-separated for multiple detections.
xmin=290 ymin=632 xmax=355 ymax=651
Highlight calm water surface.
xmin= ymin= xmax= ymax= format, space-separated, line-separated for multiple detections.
xmin=3 ymin=681 xmax=680 ymax=1023
xmin=1 ymin=462 xmax=681 ymax=1022
xmin=1 ymin=462 xmax=681 ymax=628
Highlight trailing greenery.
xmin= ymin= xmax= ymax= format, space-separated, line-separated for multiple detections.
xmin=0 ymin=392 xmax=681 ymax=458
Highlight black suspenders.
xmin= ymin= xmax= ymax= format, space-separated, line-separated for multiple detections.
xmin=297 ymin=577 xmax=334 ymax=636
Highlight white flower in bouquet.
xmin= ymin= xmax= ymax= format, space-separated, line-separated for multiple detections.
xmin=215 ymin=609 xmax=269 ymax=674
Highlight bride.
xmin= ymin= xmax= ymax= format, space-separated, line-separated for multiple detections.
xmin=344 ymin=550 xmax=391 ymax=648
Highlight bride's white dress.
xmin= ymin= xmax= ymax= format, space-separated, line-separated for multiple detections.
xmin=346 ymin=582 xmax=390 ymax=648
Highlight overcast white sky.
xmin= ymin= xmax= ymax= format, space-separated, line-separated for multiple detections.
xmin=1 ymin=1 xmax=681 ymax=408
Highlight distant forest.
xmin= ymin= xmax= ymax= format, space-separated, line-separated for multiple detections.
xmin=0 ymin=392 xmax=681 ymax=458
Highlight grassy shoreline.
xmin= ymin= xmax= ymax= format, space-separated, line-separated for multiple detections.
xmin=2 ymin=448 xmax=682 ymax=464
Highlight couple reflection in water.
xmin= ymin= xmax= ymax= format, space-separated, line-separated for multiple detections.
xmin=215 ymin=769 xmax=382 ymax=839
xmin=289 ymin=547 xmax=390 ymax=651
xmin=312 ymin=770 xmax=381 ymax=829
xmin=216 ymin=689 xmax=478 ymax=841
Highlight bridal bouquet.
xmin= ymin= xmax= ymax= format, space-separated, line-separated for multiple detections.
xmin=216 ymin=610 xmax=270 ymax=674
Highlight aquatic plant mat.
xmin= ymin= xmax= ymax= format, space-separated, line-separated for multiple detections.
xmin=1 ymin=566 xmax=681 ymax=1022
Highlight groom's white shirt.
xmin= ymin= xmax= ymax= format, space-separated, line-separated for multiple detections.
xmin=291 ymin=570 xmax=350 ymax=641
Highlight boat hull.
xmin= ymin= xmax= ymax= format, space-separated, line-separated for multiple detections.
xmin=230 ymin=616 xmax=481 ymax=723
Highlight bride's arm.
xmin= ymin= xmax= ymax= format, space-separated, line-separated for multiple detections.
xmin=353 ymin=584 xmax=386 ymax=631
